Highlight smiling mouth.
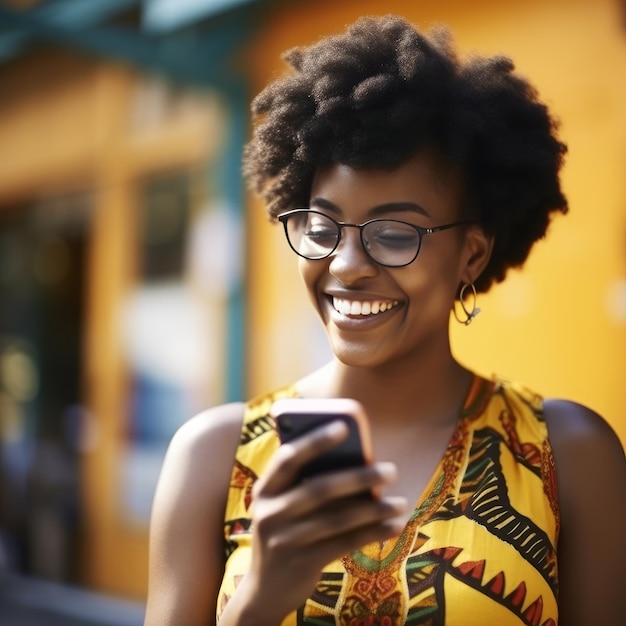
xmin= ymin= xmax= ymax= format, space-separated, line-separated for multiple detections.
xmin=332 ymin=297 xmax=400 ymax=316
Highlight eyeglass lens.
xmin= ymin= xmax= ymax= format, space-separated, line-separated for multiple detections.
xmin=284 ymin=211 xmax=423 ymax=267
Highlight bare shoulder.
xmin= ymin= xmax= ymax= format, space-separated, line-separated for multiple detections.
xmin=543 ymin=399 xmax=626 ymax=625
xmin=150 ymin=400 xmax=246 ymax=538
xmin=153 ymin=401 xmax=246 ymax=504
xmin=152 ymin=403 xmax=244 ymax=531
xmin=543 ymin=398 xmax=625 ymax=463
xmin=151 ymin=398 xmax=247 ymax=532
xmin=145 ymin=402 xmax=246 ymax=626
xmin=165 ymin=401 xmax=246 ymax=472
xmin=542 ymin=398 xmax=625 ymax=500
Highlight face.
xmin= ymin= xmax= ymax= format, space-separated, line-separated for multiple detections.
xmin=297 ymin=151 xmax=491 ymax=370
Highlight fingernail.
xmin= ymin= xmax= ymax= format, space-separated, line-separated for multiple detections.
xmin=377 ymin=462 xmax=398 ymax=480
xmin=384 ymin=496 xmax=408 ymax=512
xmin=325 ymin=420 xmax=349 ymax=436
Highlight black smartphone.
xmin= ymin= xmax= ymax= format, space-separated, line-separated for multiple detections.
xmin=270 ymin=397 xmax=378 ymax=499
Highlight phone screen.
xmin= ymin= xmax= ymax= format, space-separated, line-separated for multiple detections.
xmin=272 ymin=399 xmax=376 ymax=499
xmin=276 ymin=411 xmax=368 ymax=479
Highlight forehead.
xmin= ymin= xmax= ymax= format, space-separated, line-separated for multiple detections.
xmin=310 ymin=151 xmax=464 ymax=220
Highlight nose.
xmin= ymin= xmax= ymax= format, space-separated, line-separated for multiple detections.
xmin=328 ymin=226 xmax=378 ymax=284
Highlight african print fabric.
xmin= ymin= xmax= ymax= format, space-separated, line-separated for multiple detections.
xmin=217 ymin=375 xmax=560 ymax=625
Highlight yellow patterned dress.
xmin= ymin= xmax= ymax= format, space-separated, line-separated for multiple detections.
xmin=217 ymin=375 xmax=560 ymax=625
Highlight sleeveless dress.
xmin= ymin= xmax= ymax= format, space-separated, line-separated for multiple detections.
xmin=217 ymin=374 xmax=560 ymax=625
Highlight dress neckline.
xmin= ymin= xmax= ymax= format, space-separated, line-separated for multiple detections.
xmin=342 ymin=374 xmax=494 ymax=572
xmin=411 ymin=373 xmax=492 ymax=513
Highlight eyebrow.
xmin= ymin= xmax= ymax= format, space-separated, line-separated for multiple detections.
xmin=309 ymin=197 xmax=431 ymax=219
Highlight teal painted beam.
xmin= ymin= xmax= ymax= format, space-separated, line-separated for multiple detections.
xmin=0 ymin=0 xmax=140 ymax=61
xmin=0 ymin=4 xmax=253 ymax=86
xmin=143 ymin=0 xmax=258 ymax=34
xmin=218 ymin=79 xmax=249 ymax=402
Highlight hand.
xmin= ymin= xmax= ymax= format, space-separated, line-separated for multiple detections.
xmin=226 ymin=420 xmax=408 ymax=625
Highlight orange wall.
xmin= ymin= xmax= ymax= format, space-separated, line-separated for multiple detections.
xmin=0 ymin=51 xmax=224 ymax=598
xmin=244 ymin=0 xmax=626 ymax=446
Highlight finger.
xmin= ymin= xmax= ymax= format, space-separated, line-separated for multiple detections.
xmin=316 ymin=517 xmax=409 ymax=563
xmin=252 ymin=463 xmax=399 ymax=538
xmin=277 ymin=462 xmax=398 ymax=518
xmin=266 ymin=496 xmax=409 ymax=551
xmin=255 ymin=420 xmax=350 ymax=497
xmin=274 ymin=516 xmax=410 ymax=576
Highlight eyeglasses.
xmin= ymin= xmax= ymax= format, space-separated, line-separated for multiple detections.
xmin=278 ymin=209 xmax=474 ymax=268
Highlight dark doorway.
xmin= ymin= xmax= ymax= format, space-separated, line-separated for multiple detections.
xmin=0 ymin=192 xmax=90 ymax=584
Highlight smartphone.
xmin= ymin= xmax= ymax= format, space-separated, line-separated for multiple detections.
xmin=270 ymin=397 xmax=378 ymax=499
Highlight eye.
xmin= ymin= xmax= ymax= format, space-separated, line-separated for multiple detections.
xmin=367 ymin=221 xmax=420 ymax=250
xmin=304 ymin=227 xmax=337 ymax=245
xmin=303 ymin=216 xmax=338 ymax=245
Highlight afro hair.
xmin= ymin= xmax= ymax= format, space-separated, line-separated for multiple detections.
xmin=243 ymin=14 xmax=568 ymax=292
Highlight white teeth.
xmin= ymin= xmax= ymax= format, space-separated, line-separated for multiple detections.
xmin=332 ymin=297 xmax=399 ymax=316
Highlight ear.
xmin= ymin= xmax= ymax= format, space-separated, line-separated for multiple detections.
xmin=460 ymin=225 xmax=494 ymax=284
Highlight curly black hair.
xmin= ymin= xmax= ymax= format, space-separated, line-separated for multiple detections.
xmin=243 ymin=14 xmax=568 ymax=292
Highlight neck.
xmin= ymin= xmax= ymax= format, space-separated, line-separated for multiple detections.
xmin=299 ymin=337 xmax=473 ymax=429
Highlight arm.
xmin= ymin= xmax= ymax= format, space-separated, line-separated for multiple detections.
xmin=144 ymin=402 xmax=245 ymax=626
xmin=217 ymin=419 xmax=407 ymax=626
xmin=544 ymin=399 xmax=626 ymax=626
xmin=145 ymin=403 xmax=407 ymax=626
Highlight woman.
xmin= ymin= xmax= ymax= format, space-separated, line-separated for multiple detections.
xmin=144 ymin=15 xmax=626 ymax=626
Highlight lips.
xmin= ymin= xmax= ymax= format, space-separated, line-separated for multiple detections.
xmin=332 ymin=296 xmax=400 ymax=317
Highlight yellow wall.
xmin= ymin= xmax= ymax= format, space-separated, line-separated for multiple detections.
xmin=244 ymin=0 xmax=626 ymax=446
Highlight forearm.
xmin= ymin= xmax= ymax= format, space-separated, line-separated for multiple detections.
xmin=217 ymin=574 xmax=289 ymax=626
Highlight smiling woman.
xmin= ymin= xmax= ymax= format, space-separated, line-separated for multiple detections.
xmin=293 ymin=154 xmax=492 ymax=372
xmin=144 ymin=14 xmax=626 ymax=626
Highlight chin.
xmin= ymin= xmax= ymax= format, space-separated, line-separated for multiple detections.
xmin=327 ymin=337 xmax=389 ymax=370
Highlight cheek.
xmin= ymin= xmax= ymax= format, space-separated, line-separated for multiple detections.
xmin=399 ymin=256 xmax=462 ymax=304
xmin=298 ymin=256 xmax=312 ymax=285
xmin=417 ymin=238 xmax=467 ymax=284
xmin=298 ymin=258 xmax=324 ymax=305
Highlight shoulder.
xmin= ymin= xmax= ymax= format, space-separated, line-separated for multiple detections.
xmin=165 ymin=401 xmax=246 ymax=467
xmin=542 ymin=399 xmax=626 ymax=624
xmin=145 ymin=402 xmax=246 ymax=624
xmin=543 ymin=398 xmax=625 ymax=492
xmin=151 ymin=401 xmax=247 ymax=541
xmin=151 ymin=401 xmax=246 ymax=528
xmin=542 ymin=397 xmax=625 ymax=527
xmin=543 ymin=398 xmax=624 ymax=464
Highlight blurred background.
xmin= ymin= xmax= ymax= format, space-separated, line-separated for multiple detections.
xmin=0 ymin=0 xmax=624 ymax=623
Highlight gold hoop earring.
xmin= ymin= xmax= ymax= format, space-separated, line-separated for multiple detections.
xmin=453 ymin=282 xmax=481 ymax=325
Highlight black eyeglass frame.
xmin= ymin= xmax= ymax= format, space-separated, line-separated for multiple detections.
xmin=278 ymin=208 xmax=476 ymax=268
